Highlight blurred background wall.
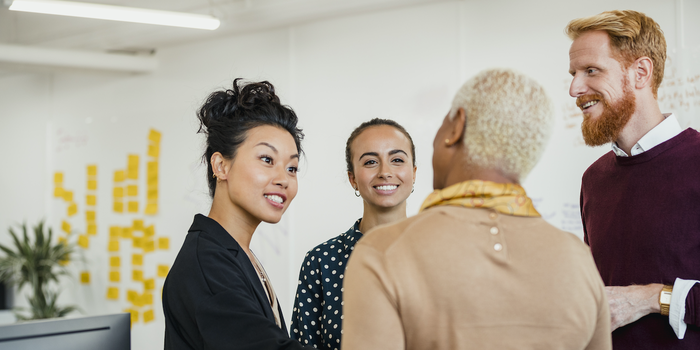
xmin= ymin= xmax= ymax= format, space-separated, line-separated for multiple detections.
xmin=0 ymin=0 xmax=698 ymax=348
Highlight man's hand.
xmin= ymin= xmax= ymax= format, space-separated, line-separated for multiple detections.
xmin=606 ymin=284 xmax=664 ymax=331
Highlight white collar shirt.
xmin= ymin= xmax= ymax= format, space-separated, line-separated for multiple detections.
xmin=611 ymin=113 xmax=682 ymax=157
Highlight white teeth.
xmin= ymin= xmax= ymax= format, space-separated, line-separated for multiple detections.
xmin=265 ymin=195 xmax=283 ymax=204
xmin=582 ymin=100 xmax=599 ymax=109
xmin=375 ymin=185 xmax=398 ymax=191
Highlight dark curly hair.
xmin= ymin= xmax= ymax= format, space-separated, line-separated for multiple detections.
xmin=197 ymin=78 xmax=304 ymax=197
xmin=345 ymin=118 xmax=415 ymax=174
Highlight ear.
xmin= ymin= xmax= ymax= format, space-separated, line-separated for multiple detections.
xmin=445 ymin=107 xmax=467 ymax=147
xmin=347 ymin=171 xmax=358 ymax=190
xmin=412 ymin=166 xmax=417 ymax=183
xmin=632 ymin=57 xmax=654 ymax=91
xmin=211 ymin=152 xmax=228 ymax=180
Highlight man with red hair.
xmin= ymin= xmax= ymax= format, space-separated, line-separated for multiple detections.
xmin=567 ymin=10 xmax=700 ymax=349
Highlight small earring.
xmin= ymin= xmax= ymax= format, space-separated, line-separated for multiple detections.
xmin=411 ymin=184 xmax=415 ymax=193
xmin=212 ymin=173 xmax=217 ymax=179
xmin=444 ymin=139 xmax=450 ymax=145
xmin=354 ymin=187 xmax=361 ymax=197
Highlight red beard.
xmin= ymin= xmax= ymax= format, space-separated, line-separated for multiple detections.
xmin=577 ymin=78 xmax=636 ymax=147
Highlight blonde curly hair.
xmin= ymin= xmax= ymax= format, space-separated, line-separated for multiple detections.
xmin=449 ymin=68 xmax=553 ymax=181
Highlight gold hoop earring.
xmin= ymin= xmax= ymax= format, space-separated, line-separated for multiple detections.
xmin=212 ymin=173 xmax=217 ymax=179
xmin=444 ymin=139 xmax=450 ymax=145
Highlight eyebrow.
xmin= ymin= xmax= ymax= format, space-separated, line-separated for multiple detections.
xmin=256 ymin=142 xmax=299 ymax=159
xmin=359 ymin=149 xmax=408 ymax=160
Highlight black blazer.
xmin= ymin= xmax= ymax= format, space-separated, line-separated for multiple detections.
xmin=163 ymin=214 xmax=312 ymax=350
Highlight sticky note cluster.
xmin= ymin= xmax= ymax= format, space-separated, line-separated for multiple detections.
xmin=145 ymin=129 xmax=161 ymax=215
xmin=54 ymin=172 xmax=78 ymax=218
xmin=79 ymin=164 xmax=98 ymax=254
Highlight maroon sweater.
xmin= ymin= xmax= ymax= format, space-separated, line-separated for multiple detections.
xmin=581 ymin=128 xmax=700 ymax=349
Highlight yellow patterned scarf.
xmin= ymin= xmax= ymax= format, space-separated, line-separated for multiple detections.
xmin=419 ymin=180 xmax=540 ymax=217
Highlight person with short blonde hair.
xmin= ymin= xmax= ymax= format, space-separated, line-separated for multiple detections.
xmin=341 ymin=68 xmax=611 ymax=350
xmin=567 ymin=9 xmax=700 ymax=349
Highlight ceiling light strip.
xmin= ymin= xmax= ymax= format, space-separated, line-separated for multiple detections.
xmin=9 ymin=0 xmax=220 ymax=30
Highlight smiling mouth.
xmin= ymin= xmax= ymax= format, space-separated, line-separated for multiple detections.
xmin=264 ymin=194 xmax=284 ymax=204
xmin=581 ymin=100 xmax=599 ymax=110
xmin=374 ymin=185 xmax=398 ymax=191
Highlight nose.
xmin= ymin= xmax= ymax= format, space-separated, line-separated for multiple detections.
xmin=273 ymin=165 xmax=289 ymax=189
xmin=378 ymin=162 xmax=393 ymax=179
xmin=569 ymin=74 xmax=587 ymax=98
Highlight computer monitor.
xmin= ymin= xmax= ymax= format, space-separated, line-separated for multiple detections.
xmin=0 ymin=313 xmax=130 ymax=350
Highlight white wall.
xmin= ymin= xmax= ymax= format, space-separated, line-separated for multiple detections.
xmin=0 ymin=0 xmax=698 ymax=349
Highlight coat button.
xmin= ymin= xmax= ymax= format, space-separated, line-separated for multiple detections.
xmin=494 ymin=243 xmax=503 ymax=251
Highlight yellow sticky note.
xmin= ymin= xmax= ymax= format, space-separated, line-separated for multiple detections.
xmin=132 ymin=270 xmax=143 ymax=282
xmin=107 ymin=287 xmax=119 ymax=300
xmin=127 ymin=155 xmax=139 ymax=180
xmin=144 ymin=278 xmax=155 ymax=291
xmin=54 ymin=172 xmax=64 ymax=184
xmin=110 ymin=256 xmax=121 ymax=268
xmin=80 ymin=271 xmax=90 ymax=284
xmin=114 ymin=170 xmax=125 ymax=182
xmin=61 ymin=221 xmax=71 ymax=234
xmin=63 ymin=191 xmax=73 ymax=202
xmin=127 ymin=185 xmax=138 ymax=197
xmin=109 ymin=271 xmax=120 ymax=282
xmin=54 ymin=187 xmax=65 ymax=198
xmin=148 ymin=129 xmax=161 ymax=143
xmin=86 ymin=194 xmax=97 ymax=206
xmin=124 ymin=308 xmax=139 ymax=325
xmin=143 ymin=309 xmax=155 ymax=323
xmin=132 ymin=237 xmax=143 ymax=249
xmin=147 ymin=161 xmax=158 ymax=175
xmin=113 ymin=187 xmax=124 ymax=198
xmin=87 ymin=180 xmax=97 ymax=190
xmin=113 ymin=201 xmax=124 ymax=213
xmin=158 ymin=237 xmax=170 ymax=250
xmin=85 ymin=210 xmax=96 ymax=221
xmin=147 ymin=187 xmax=158 ymax=199
xmin=144 ymin=225 xmax=154 ymax=237
xmin=127 ymin=290 xmax=138 ymax=303
xmin=142 ymin=292 xmax=153 ymax=305
xmin=132 ymin=254 xmax=143 ymax=266
xmin=78 ymin=235 xmax=89 ymax=249
xmin=148 ymin=144 xmax=160 ymax=158
xmin=157 ymin=264 xmax=169 ymax=278
xmin=145 ymin=203 xmax=158 ymax=215
xmin=87 ymin=165 xmax=97 ymax=177
xmin=59 ymin=254 xmax=70 ymax=266
xmin=109 ymin=226 xmax=120 ymax=238
xmin=121 ymin=227 xmax=133 ymax=239
xmin=132 ymin=219 xmax=144 ymax=231
xmin=143 ymin=239 xmax=155 ymax=253
xmin=87 ymin=224 xmax=97 ymax=235
xmin=67 ymin=202 xmax=78 ymax=217
xmin=128 ymin=201 xmax=139 ymax=213
xmin=108 ymin=240 xmax=120 ymax=252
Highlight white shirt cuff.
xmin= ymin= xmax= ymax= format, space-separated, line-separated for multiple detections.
xmin=669 ymin=278 xmax=700 ymax=339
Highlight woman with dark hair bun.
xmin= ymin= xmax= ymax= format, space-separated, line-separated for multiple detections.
xmin=289 ymin=118 xmax=417 ymax=349
xmin=163 ymin=79 xmax=314 ymax=350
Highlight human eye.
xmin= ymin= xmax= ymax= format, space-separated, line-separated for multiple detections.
xmin=287 ymin=166 xmax=298 ymax=175
xmin=587 ymin=68 xmax=597 ymax=75
xmin=363 ymin=159 xmax=377 ymax=166
xmin=260 ymin=155 xmax=273 ymax=164
xmin=391 ymin=157 xmax=405 ymax=163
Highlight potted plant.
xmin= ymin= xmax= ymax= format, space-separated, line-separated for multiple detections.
xmin=0 ymin=220 xmax=79 ymax=320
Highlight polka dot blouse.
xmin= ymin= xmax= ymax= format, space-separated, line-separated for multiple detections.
xmin=290 ymin=219 xmax=363 ymax=349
